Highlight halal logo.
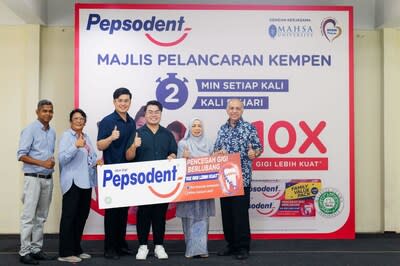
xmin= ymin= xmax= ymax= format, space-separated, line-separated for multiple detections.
xmin=316 ymin=188 xmax=343 ymax=217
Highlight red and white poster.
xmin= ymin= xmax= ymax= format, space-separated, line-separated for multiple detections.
xmin=75 ymin=4 xmax=354 ymax=239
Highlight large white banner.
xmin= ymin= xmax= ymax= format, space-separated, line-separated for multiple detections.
xmin=97 ymin=159 xmax=187 ymax=209
xmin=76 ymin=4 xmax=354 ymax=239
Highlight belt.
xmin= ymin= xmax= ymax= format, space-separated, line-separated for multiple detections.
xmin=24 ymin=173 xmax=52 ymax=179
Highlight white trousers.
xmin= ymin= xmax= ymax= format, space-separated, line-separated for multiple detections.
xmin=19 ymin=175 xmax=53 ymax=256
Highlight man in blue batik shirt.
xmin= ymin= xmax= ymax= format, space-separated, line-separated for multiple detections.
xmin=17 ymin=99 xmax=56 ymax=265
xmin=214 ymin=98 xmax=262 ymax=260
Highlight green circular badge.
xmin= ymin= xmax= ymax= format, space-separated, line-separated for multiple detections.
xmin=105 ymin=196 xmax=112 ymax=205
xmin=316 ymin=188 xmax=343 ymax=218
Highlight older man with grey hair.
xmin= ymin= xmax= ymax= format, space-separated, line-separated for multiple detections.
xmin=214 ymin=98 xmax=263 ymax=260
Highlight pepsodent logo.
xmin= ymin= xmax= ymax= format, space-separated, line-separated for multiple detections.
xmin=102 ymin=165 xmax=184 ymax=199
xmin=250 ymin=200 xmax=280 ymax=216
xmin=250 ymin=182 xmax=285 ymax=199
xmin=86 ymin=13 xmax=191 ymax=47
xmin=320 ymin=17 xmax=342 ymax=42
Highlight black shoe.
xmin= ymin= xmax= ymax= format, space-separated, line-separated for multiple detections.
xmin=19 ymin=254 xmax=39 ymax=265
xmin=119 ymin=247 xmax=135 ymax=256
xmin=104 ymin=250 xmax=120 ymax=260
xmin=30 ymin=251 xmax=55 ymax=261
xmin=236 ymin=249 xmax=249 ymax=260
xmin=217 ymin=248 xmax=235 ymax=256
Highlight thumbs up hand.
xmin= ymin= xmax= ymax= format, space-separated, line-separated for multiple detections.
xmin=75 ymin=133 xmax=86 ymax=148
xmin=110 ymin=125 xmax=120 ymax=141
xmin=133 ymin=132 xmax=141 ymax=148
xmin=167 ymin=153 xmax=177 ymax=161
xmin=247 ymin=143 xmax=257 ymax=160
xmin=182 ymin=145 xmax=190 ymax=159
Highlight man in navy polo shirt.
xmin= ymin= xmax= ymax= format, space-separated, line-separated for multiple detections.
xmin=97 ymin=88 xmax=136 ymax=259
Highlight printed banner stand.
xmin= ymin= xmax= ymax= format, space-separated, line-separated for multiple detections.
xmin=77 ymin=4 xmax=354 ymax=239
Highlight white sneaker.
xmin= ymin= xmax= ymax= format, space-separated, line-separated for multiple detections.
xmin=58 ymin=256 xmax=82 ymax=263
xmin=79 ymin=253 xmax=91 ymax=259
xmin=154 ymin=245 xmax=168 ymax=259
xmin=136 ymin=245 xmax=149 ymax=260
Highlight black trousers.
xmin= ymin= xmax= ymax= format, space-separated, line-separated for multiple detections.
xmin=220 ymin=187 xmax=251 ymax=252
xmin=104 ymin=206 xmax=129 ymax=253
xmin=136 ymin=203 xmax=169 ymax=245
xmin=59 ymin=183 xmax=92 ymax=257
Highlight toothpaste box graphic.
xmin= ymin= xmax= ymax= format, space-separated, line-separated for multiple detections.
xmin=174 ymin=153 xmax=244 ymax=202
xmin=250 ymin=179 xmax=321 ymax=217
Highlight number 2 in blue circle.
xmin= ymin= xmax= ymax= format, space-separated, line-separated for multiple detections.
xmin=156 ymin=73 xmax=189 ymax=110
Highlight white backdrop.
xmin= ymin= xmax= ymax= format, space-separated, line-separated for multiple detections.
xmin=75 ymin=4 xmax=354 ymax=239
